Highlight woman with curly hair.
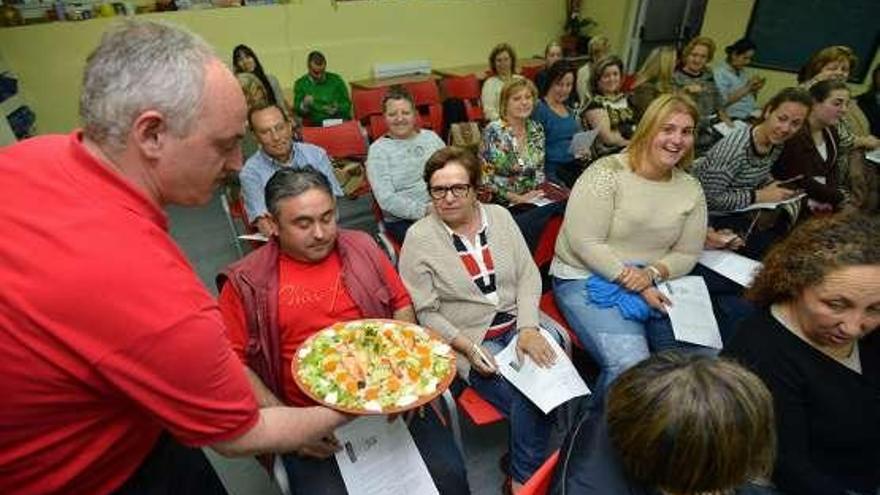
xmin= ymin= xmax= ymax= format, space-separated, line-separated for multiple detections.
xmin=722 ymin=213 xmax=880 ymax=495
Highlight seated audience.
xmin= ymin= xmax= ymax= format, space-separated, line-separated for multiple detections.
xmin=482 ymin=43 xmax=523 ymax=122
xmin=366 ymin=87 xmax=445 ymax=243
xmin=555 ymin=353 xmax=776 ymax=495
xmin=723 ymin=213 xmax=880 ymax=495
xmin=576 ymin=35 xmax=611 ymax=107
xmin=293 ymin=51 xmax=353 ymax=125
xmin=714 ymin=38 xmax=765 ymax=121
xmin=580 ymin=56 xmax=636 ymax=159
xmin=399 ymin=147 xmax=557 ymax=494
xmin=218 ymin=167 xmax=469 ymax=495
xmin=630 ymin=45 xmax=678 ymax=122
xmin=240 ymin=104 xmax=343 ymax=237
xmin=481 ymin=78 xmax=563 ymax=251
xmin=693 ymin=87 xmax=812 ymax=258
xmin=233 ymin=44 xmax=292 ymax=116
xmin=799 ymin=45 xmax=880 ymax=152
xmin=857 ymin=64 xmax=880 ymax=137
xmin=800 ymin=46 xmax=880 ymax=213
xmin=533 ymin=61 xmax=584 ymax=186
xmin=673 ymin=36 xmax=733 ymax=153
xmin=533 ymin=41 xmax=563 ymax=95
xmin=773 ymin=80 xmax=851 ymax=219
xmin=552 ymin=94 xmax=708 ymax=393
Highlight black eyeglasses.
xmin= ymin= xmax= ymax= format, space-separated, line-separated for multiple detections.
xmin=428 ymin=184 xmax=472 ymax=200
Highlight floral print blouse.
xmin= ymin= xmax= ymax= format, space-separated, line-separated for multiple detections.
xmin=480 ymin=119 xmax=546 ymax=206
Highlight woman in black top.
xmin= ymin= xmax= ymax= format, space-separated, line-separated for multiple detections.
xmin=723 ymin=213 xmax=880 ymax=495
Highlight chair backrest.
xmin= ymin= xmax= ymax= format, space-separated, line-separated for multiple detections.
xmin=300 ymin=120 xmax=367 ymax=159
xmin=441 ymin=75 xmax=481 ymax=101
xmin=521 ymin=64 xmax=543 ymax=82
xmin=352 ymin=87 xmax=387 ymax=122
xmin=404 ymin=80 xmax=441 ymax=105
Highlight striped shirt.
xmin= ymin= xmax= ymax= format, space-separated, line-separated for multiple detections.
xmin=445 ymin=214 xmax=517 ymax=339
xmin=444 ymin=206 xmax=498 ymax=307
xmin=692 ymin=125 xmax=782 ymax=212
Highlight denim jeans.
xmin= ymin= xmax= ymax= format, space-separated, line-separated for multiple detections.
xmin=468 ymin=330 xmax=553 ymax=483
xmin=553 ymin=276 xmax=670 ymax=393
xmin=283 ymin=406 xmax=469 ymax=494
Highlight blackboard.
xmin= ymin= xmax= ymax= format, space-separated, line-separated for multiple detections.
xmin=745 ymin=0 xmax=879 ymax=83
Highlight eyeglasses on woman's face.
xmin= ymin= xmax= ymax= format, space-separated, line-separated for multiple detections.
xmin=428 ymin=183 xmax=472 ymax=200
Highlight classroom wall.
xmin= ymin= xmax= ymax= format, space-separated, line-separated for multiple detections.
xmin=0 ymin=0 xmax=565 ymax=134
xmin=583 ymin=0 xmax=879 ymax=105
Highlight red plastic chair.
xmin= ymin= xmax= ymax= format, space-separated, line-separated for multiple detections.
xmin=621 ymin=73 xmax=638 ymax=93
xmin=533 ymin=215 xmax=563 ymax=268
xmin=519 ymin=450 xmax=561 ymax=495
xmin=456 ymin=386 xmax=505 ymax=426
xmin=539 ymin=291 xmax=582 ymax=352
xmin=440 ymin=75 xmax=484 ymax=122
xmin=300 ymin=121 xmax=367 ymax=160
xmin=404 ymin=79 xmax=444 ymax=133
xmin=352 ymin=87 xmax=386 ymax=124
xmin=521 ymin=64 xmax=543 ymax=82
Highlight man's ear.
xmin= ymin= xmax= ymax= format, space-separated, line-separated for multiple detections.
xmin=267 ymin=213 xmax=280 ymax=237
xmin=130 ymin=110 xmax=168 ymax=162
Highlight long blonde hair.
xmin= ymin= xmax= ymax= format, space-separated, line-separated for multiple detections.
xmin=628 ymin=93 xmax=699 ymax=170
xmin=634 ymin=46 xmax=677 ymax=93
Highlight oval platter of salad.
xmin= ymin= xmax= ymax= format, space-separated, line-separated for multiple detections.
xmin=292 ymin=319 xmax=456 ymax=415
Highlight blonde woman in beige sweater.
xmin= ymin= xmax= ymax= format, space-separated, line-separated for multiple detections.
xmin=551 ymin=94 xmax=708 ymax=393
xmin=399 ymin=146 xmax=557 ymax=494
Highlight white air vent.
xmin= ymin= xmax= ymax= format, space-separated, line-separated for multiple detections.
xmin=373 ymin=60 xmax=432 ymax=79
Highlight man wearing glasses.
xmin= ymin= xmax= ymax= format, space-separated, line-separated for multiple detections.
xmin=241 ymin=104 xmax=343 ymax=237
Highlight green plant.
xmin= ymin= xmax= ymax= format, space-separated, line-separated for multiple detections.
xmin=565 ymin=13 xmax=596 ymax=37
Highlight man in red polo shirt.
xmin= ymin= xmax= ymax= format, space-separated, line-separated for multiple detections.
xmin=0 ymin=21 xmax=346 ymax=495
xmin=217 ymin=167 xmax=469 ymax=494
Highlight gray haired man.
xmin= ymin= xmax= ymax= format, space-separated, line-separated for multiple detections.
xmin=0 ymin=20 xmax=347 ymax=495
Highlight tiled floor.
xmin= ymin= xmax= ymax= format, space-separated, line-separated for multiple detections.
xmin=167 ymin=191 xmax=510 ymax=494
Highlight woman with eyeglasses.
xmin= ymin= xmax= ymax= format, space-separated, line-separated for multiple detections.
xmin=400 ymin=146 xmax=558 ymax=495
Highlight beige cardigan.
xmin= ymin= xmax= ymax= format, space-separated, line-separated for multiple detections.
xmin=399 ymin=203 xmax=541 ymax=377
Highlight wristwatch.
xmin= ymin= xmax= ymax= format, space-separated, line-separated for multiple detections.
xmin=646 ymin=265 xmax=664 ymax=285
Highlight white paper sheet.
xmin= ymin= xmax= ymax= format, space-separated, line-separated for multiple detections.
xmin=734 ymin=193 xmax=805 ymax=212
xmin=712 ymin=119 xmax=748 ymax=137
xmin=237 ymin=233 xmax=269 ymax=242
xmin=528 ymin=195 xmax=554 ymax=207
xmin=494 ymin=329 xmax=590 ymax=414
xmin=698 ymin=249 xmax=763 ymax=287
xmin=334 ymin=417 xmax=438 ymax=495
xmin=865 ymin=148 xmax=880 ymax=165
xmin=658 ymin=276 xmax=723 ymax=349
xmin=567 ymin=129 xmax=599 ymax=156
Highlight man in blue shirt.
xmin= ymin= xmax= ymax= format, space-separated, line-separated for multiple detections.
xmin=240 ymin=104 xmax=343 ymax=236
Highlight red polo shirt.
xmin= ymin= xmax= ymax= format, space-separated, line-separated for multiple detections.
xmin=0 ymin=133 xmax=259 ymax=495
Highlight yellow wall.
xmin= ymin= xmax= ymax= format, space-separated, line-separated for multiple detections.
xmin=584 ymin=0 xmax=879 ymax=104
xmin=0 ymin=0 xmax=565 ymax=134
